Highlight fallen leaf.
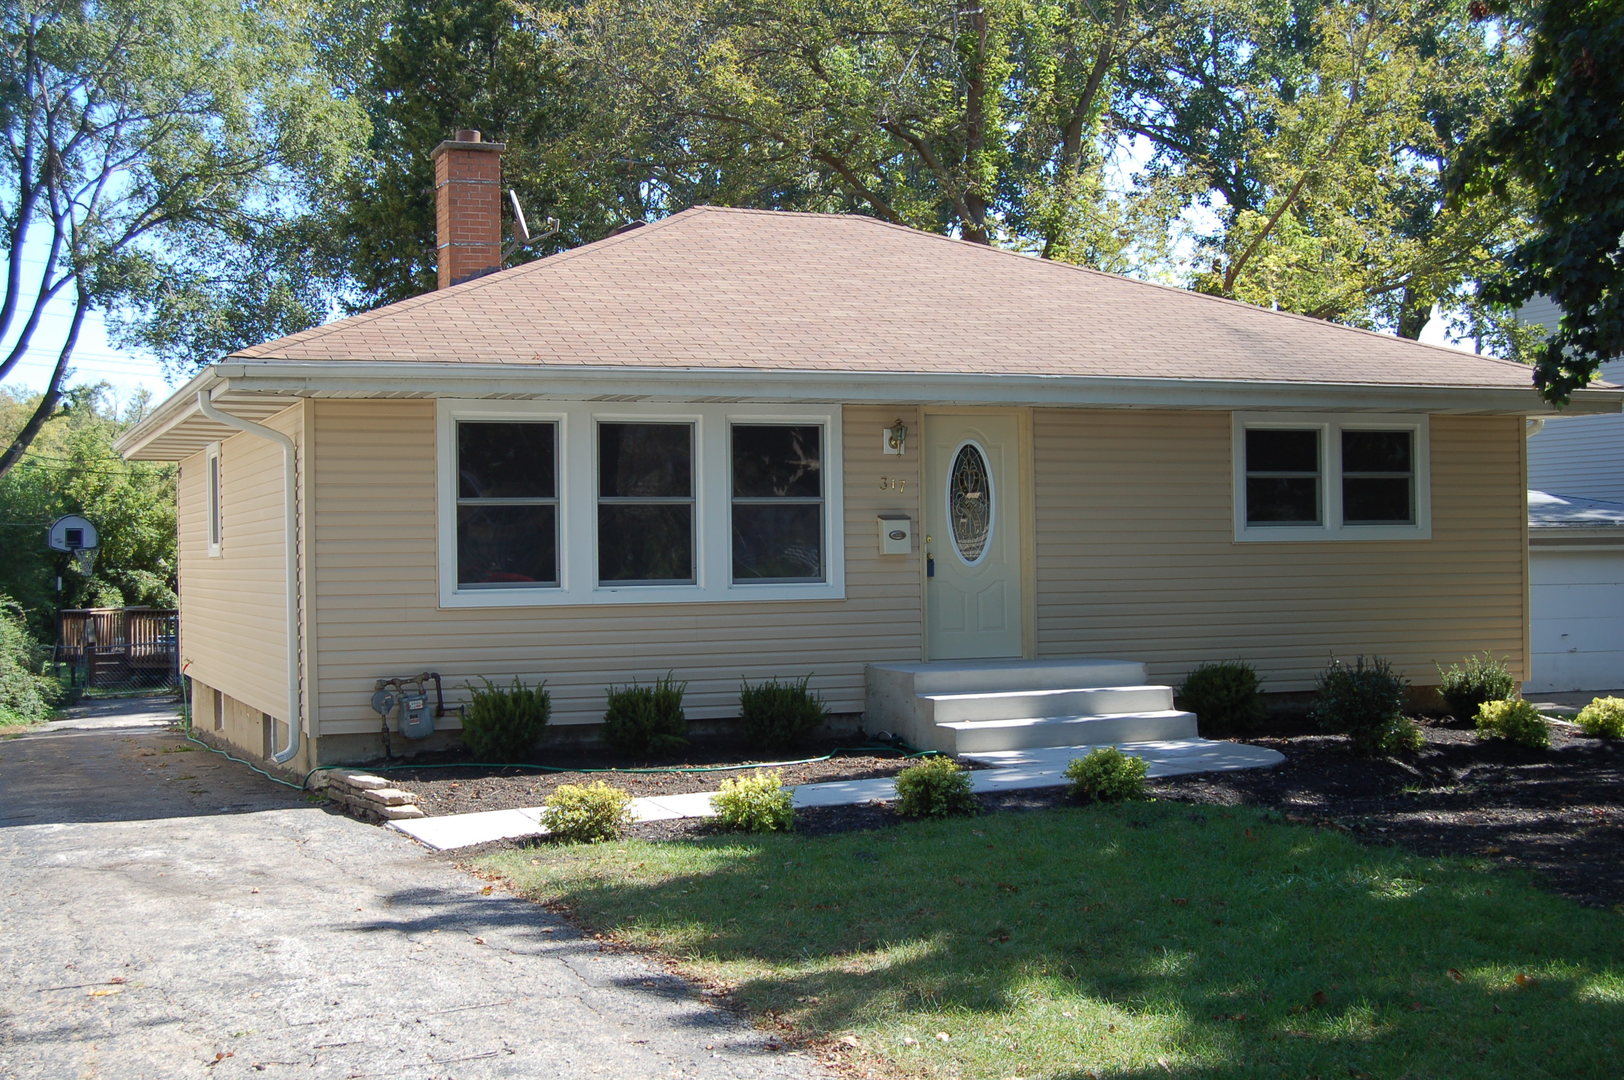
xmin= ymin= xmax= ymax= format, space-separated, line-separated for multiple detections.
xmin=840 ymin=1035 xmax=860 ymax=1048
xmin=1513 ymin=973 xmax=1537 ymax=988
xmin=473 ymin=937 xmax=486 ymax=945
xmin=936 ymin=1032 xmax=951 ymax=1042
xmin=1446 ymin=969 xmax=1465 ymax=982
xmin=88 ymin=987 xmax=122 ymax=997
xmin=1405 ymin=1001 xmax=1436 ymax=1012
xmin=901 ymin=1037 xmax=918 ymax=1047
xmin=1312 ymin=990 xmax=1329 ymax=1006
xmin=481 ymin=885 xmax=494 ymax=895
xmin=108 ymin=977 xmax=127 ymax=985
xmin=1171 ymin=897 xmax=1189 ymax=906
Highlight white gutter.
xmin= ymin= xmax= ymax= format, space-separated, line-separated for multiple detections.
xmin=205 ymin=359 xmax=1624 ymax=417
xmin=194 ymin=389 xmax=303 ymax=766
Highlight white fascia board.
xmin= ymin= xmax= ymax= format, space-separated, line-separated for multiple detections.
xmin=209 ymin=360 xmax=1624 ymax=416
xmin=113 ymin=366 xmax=224 ymax=459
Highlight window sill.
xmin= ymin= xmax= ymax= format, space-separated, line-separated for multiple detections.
xmin=438 ymin=581 xmax=847 ymax=608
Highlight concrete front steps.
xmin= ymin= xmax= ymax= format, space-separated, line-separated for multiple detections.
xmin=865 ymin=658 xmax=1197 ymax=755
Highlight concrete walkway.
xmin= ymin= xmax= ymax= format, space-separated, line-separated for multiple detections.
xmin=0 ymin=699 xmax=826 ymax=1080
xmin=392 ymin=737 xmax=1285 ymax=852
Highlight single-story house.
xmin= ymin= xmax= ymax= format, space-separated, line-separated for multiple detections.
xmin=117 ymin=132 xmax=1624 ymax=770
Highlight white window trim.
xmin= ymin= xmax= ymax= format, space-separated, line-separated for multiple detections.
xmin=436 ymin=399 xmax=845 ymax=607
xmin=205 ymin=441 xmax=223 ymax=558
xmin=1232 ymin=413 xmax=1431 ymax=542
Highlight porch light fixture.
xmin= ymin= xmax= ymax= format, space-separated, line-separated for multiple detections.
xmin=884 ymin=418 xmax=908 ymax=455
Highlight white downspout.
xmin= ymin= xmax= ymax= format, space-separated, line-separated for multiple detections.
xmin=196 ymin=390 xmax=303 ymax=766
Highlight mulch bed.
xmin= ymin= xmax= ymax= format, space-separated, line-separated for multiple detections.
xmin=414 ymin=719 xmax=1624 ymax=911
xmin=381 ymin=737 xmax=931 ymax=817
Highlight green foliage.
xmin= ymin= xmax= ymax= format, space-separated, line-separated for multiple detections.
xmin=602 ymin=673 xmax=688 ymax=756
xmin=1064 ymin=746 xmax=1148 ymax=802
xmin=710 ymin=770 xmax=795 ymax=833
xmin=1437 ymin=652 xmax=1517 ymax=720
xmin=0 ymin=596 xmax=60 ymax=727
xmin=460 ymin=676 xmax=551 ymax=762
xmin=738 ymin=674 xmax=828 ymax=750
xmin=1310 ymin=656 xmax=1414 ymax=755
xmin=1459 ymin=0 xmax=1624 ymax=401
xmin=1475 ymin=698 xmax=1550 ymax=749
xmin=1176 ymin=660 xmax=1265 ymax=736
xmin=1574 ymin=697 xmax=1624 ymax=739
xmin=1 ymin=0 xmax=366 ymax=467
xmin=893 ymin=755 xmax=979 ymax=819
xmin=0 ymin=385 xmax=177 ymax=638
xmin=540 ymin=780 xmax=634 ymax=843
xmin=335 ymin=0 xmax=631 ymax=309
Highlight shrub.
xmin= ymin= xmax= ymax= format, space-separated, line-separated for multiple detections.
xmin=1310 ymin=656 xmax=1411 ymax=755
xmin=739 ymin=674 xmax=828 ymax=750
xmin=1475 ymin=699 xmax=1550 ymax=749
xmin=0 ymin=598 xmax=60 ymax=728
xmin=710 ymin=769 xmax=794 ymax=832
xmin=461 ymin=676 xmax=550 ymax=763
xmin=541 ymin=781 xmax=634 ymax=843
xmin=893 ymin=755 xmax=979 ymax=818
xmin=1437 ymin=652 xmax=1517 ymax=720
xmin=1575 ymin=697 xmax=1624 ymax=739
xmin=1176 ymin=660 xmax=1265 ymax=736
xmin=603 ymin=673 xmax=688 ymax=756
xmin=1064 ymin=746 xmax=1149 ymax=802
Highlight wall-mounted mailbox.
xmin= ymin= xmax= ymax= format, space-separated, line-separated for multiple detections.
xmin=878 ymin=514 xmax=912 ymax=555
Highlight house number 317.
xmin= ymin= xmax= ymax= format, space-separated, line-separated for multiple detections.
xmin=879 ymin=477 xmax=908 ymax=492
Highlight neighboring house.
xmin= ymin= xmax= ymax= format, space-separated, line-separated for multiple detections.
xmin=117 ymin=132 xmax=1622 ymax=770
xmin=1522 ymin=295 xmax=1624 ymax=692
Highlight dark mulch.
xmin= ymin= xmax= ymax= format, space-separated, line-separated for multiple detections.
xmin=1149 ymin=718 xmax=1624 ymax=911
xmin=422 ymin=719 xmax=1624 ymax=911
xmin=383 ymin=737 xmax=932 ymax=817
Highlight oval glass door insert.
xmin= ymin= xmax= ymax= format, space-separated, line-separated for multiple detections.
xmin=949 ymin=442 xmax=993 ymax=564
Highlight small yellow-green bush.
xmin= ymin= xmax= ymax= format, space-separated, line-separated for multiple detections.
xmin=893 ymin=755 xmax=979 ymax=818
xmin=540 ymin=781 xmax=634 ymax=843
xmin=1575 ymin=696 xmax=1624 ymax=739
xmin=1065 ymin=746 xmax=1149 ymax=802
xmin=710 ymin=769 xmax=794 ymax=832
xmin=1475 ymin=699 xmax=1549 ymax=749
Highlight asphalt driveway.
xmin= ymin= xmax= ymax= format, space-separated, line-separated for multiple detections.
xmin=0 ymin=701 xmax=824 ymax=1079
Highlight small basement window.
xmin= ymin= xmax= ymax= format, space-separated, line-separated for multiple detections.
xmin=1233 ymin=414 xmax=1429 ymax=541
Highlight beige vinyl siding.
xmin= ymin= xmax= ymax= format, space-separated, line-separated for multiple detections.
xmin=1528 ymin=359 xmax=1624 ymax=502
xmin=1033 ymin=410 xmax=1527 ymax=689
xmin=308 ymin=399 xmax=922 ymax=735
xmin=176 ymin=403 xmax=302 ymax=721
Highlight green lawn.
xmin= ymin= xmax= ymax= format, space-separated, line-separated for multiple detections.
xmin=479 ymin=802 xmax=1623 ymax=1079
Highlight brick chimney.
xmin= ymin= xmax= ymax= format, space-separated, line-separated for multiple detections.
xmin=431 ymin=129 xmax=506 ymax=288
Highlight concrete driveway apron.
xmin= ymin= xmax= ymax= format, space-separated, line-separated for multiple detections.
xmin=0 ymin=703 xmax=825 ymax=1080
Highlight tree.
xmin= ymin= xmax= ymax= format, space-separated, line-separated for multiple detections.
xmin=0 ymin=0 xmax=365 ymax=474
xmin=337 ymin=0 xmax=645 ymax=308
xmin=1461 ymin=0 xmax=1624 ymax=402
xmin=569 ymin=0 xmax=1184 ymax=268
xmin=0 ymin=383 xmax=175 ymax=638
xmin=1119 ymin=0 xmax=1531 ymax=337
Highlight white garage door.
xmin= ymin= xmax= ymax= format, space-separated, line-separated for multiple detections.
xmin=1527 ymin=547 xmax=1624 ymax=693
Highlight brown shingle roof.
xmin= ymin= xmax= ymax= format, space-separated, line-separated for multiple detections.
xmin=234 ymin=206 xmax=1538 ymax=390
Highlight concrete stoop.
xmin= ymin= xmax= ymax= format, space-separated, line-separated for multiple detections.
xmin=865 ymin=658 xmax=1198 ymax=754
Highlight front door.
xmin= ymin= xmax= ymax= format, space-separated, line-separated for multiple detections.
xmin=925 ymin=412 xmax=1024 ymax=659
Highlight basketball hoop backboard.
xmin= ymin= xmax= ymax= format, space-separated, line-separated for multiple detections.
xmin=47 ymin=514 xmax=99 ymax=553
